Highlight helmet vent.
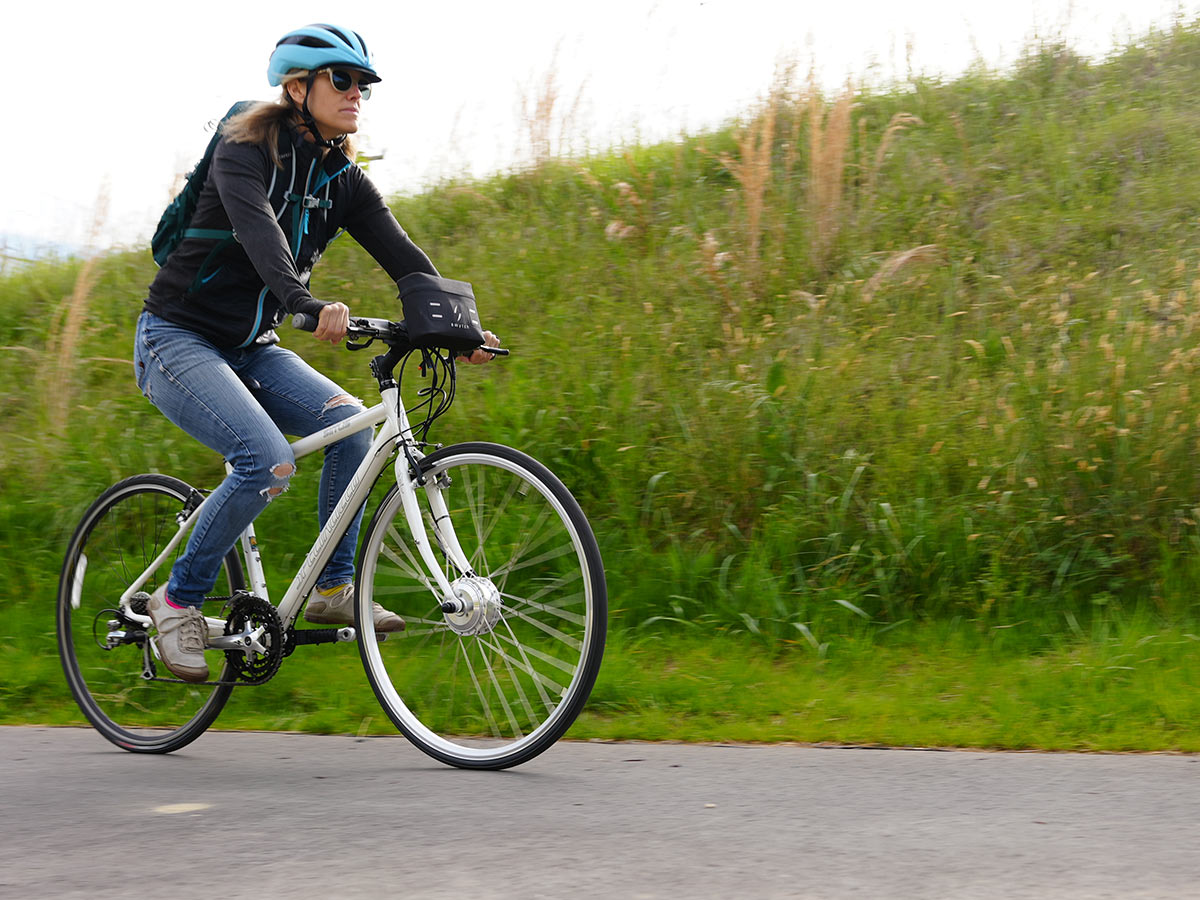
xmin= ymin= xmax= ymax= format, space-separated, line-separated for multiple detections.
xmin=318 ymin=24 xmax=353 ymax=47
xmin=279 ymin=35 xmax=335 ymax=49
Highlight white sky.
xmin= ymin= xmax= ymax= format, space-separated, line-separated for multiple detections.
xmin=3 ymin=0 xmax=1197 ymax=257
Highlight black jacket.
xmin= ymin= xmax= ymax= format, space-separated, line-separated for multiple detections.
xmin=145 ymin=122 xmax=437 ymax=349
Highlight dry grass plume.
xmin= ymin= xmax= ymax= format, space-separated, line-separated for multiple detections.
xmin=519 ymin=48 xmax=585 ymax=168
xmin=40 ymin=187 xmax=109 ymax=439
xmin=719 ymin=100 xmax=776 ymax=296
xmin=859 ymin=244 xmax=945 ymax=303
xmin=807 ymin=82 xmax=854 ymax=274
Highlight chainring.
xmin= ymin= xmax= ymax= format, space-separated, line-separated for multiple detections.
xmin=222 ymin=592 xmax=284 ymax=684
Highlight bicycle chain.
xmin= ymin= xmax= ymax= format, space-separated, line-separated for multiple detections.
xmin=281 ymin=624 xmax=299 ymax=658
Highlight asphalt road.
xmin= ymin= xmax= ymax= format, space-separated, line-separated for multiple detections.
xmin=1 ymin=726 xmax=1197 ymax=899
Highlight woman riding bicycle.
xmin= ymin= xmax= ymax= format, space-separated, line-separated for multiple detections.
xmin=135 ymin=23 xmax=497 ymax=683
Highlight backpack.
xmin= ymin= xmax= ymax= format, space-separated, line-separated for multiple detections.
xmin=151 ymin=101 xmax=254 ymax=267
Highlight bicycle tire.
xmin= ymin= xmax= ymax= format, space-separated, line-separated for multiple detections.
xmin=57 ymin=474 xmax=244 ymax=753
xmin=356 ymin=442 xmax=606 ymax=769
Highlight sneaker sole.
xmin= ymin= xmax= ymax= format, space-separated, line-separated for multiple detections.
xmin=303 ymin=611 xmax=406 ymax=632
xmin=159 ymin=658 xmax=209 ymax=683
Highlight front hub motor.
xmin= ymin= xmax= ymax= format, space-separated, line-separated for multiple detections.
xmin=442 ymin=575 xmax=502 ymax=636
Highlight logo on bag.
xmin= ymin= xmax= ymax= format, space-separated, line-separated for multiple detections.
xmin=409 ymin=289 xmax=482 ymax=344
xmin=445 ymin=303 xmax=474 ymax=331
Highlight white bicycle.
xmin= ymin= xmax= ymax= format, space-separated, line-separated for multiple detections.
xmin=57 ymin=314 xmax=607 ymax=769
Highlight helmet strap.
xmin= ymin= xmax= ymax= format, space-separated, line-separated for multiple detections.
xmin=296 ymin=72 xmax=346 ymax=150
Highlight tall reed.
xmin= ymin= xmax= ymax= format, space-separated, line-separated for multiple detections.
xmin=719 ymin=97 xmax=776 ymax=297
xmin=519 ymin=49 xmax=585 ymax=168
xmin=39 ymin=186 xmax=109 ymax=440
xmin=807 ymin=81 xmax=854 ymax=274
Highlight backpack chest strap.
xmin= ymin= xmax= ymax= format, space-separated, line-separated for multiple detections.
xmin=285 ymin=192 xmax=333 ymax=210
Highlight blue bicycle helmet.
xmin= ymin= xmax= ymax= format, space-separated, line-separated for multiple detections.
xmin=268 ymin=24 xmax=380 ymax=86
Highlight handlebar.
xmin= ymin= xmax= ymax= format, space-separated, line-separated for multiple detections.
xmin=293 ymin=312 xmax=318 ymax=332
xmin=291 ymin=312 xmax=509 ymax=357
xmin=290 ymin=312 xmax=400 ymax=339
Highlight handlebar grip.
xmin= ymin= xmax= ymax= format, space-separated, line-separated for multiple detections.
xmin=291 ymin=312 xmax=319 ymax=332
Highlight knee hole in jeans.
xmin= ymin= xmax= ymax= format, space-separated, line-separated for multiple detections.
xmin=261 ymin=462 xmax=296 ymax=500
xmin=322 ymin=393 xmax=362 ymax=414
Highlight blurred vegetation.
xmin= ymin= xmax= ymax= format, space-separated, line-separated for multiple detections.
xmin=5 ymin=22 xmax=1200 ymax=745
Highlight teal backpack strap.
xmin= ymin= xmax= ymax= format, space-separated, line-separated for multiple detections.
xmin=188 ymin=233 xmax=238 ymax=292
xmin=183 ymin=227 xmax=233 ymax=241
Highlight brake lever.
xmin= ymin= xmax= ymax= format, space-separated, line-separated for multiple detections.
xmin=345 ymin=320 xmax=376 ymax=351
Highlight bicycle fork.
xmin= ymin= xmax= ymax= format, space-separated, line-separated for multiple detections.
xmin=391 ymin=446 xmax=476 ymax=602
xmin=384 ymin=389 xmax=486 ymax=623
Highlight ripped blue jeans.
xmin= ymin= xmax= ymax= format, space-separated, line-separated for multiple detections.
xmin=134 ymin=311 xmax=372 ymax=608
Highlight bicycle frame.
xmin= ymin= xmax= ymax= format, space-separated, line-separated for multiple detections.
xmin=118 ymin=381 xmax=475 ymax=633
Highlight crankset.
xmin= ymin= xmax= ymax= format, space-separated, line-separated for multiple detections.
xmin=139 ymin=592 xmax=358 ymax=686
xmin=218 ymin=592 xmax=284 ymax=684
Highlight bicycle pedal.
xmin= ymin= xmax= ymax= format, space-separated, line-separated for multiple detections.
xmin=290 ymin=626 xmax=357 ymax=646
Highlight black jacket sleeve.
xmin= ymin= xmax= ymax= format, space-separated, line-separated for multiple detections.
xmin=209 ymin=139 xmax=328 ymax=319
xmin=341 ymin=167 xmax=440 ymax=283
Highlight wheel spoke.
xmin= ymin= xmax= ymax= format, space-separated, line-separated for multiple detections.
xmin=500 ymin=605 xmax=583 ymax=651
xmin=502 ymin=589 xmax=587 ymax=626
xmin=458 ymin=637 xmax=503 ymax=739
xmin=493 ymin=625 xmax=581 ymax=677
xmin=490 ymin=622 xmax=563 ymax=707
xmin=495 ymin=635 xmax=538 ymax=723
xmin=476 ymin=639 xmax=523 ymax=738
xmin=382 ymin=524 xmax=436 ymax=590
xmin=491 ymin=542 xmax=579 ymax=587
xmin=484 ymin=506 xmax=557 ymax=590
xmin=476 ymin=634 xmax=564 ymax=704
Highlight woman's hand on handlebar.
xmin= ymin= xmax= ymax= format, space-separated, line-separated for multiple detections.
xmin=313 ymin=302 xmax=351 ymax=344
xmin=458 ymin=330 xmax=501 ymax=365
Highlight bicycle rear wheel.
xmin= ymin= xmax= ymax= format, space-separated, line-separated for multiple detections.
xmin=57 ymin=474 xmax=243 ymax=753
xmin=357 ymin=443 xmax=606 ymax=769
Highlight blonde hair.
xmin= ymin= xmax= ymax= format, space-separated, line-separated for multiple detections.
xmin=222 ymin=74 xmax=358 ymax=168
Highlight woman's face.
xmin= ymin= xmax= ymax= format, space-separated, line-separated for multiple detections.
xmin=289 ymin=69 xmax=367 ymax=140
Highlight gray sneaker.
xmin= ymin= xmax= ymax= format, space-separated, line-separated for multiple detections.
xmin=304 ymin=583 xmax=405 ymax=633
xmin=147 ymin=586 xmax=209 ymax=682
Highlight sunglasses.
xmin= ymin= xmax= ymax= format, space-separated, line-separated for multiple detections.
xmin=320 ymin=68 xmax=373 ymax=99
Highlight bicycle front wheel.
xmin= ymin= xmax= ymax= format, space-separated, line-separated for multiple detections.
xmin=357 ymin=442 xmax=606 ymax=769
xmin=57 ymin=474 xmax=243 ymax=753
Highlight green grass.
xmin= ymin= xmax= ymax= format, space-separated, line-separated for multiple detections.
xmin=5 ymin=23 xmax=1200 ymax=749
xmin=8 ymin=613 xmax=1198 ymax=751
xmin=584 ymin=622 xmax=1200 ymax=750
